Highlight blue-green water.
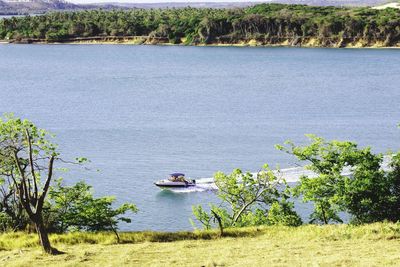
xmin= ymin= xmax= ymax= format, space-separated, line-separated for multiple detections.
xmin=0 ymin=45 xmax=399 ymax=231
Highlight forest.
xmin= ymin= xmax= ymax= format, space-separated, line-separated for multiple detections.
xmin=1 ymin=3 xmax=400 ymax=47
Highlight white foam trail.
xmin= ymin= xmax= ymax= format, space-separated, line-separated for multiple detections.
xmin=166 ymin=178 xmax=218 ymax=193
xmin=168 ymin=155 xmax=393 ymax=193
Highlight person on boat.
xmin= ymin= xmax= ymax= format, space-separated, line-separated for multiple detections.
xmin=170 ymin=173 xmax=186 ymax=182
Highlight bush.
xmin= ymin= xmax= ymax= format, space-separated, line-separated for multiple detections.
xmin=267 ymin=201 xmax=302 ymax=227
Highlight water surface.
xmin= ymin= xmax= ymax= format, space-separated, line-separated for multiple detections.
xmin=0 ymin=45 xmax=399 ymax=231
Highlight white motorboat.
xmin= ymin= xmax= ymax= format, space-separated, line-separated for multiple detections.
xmin=154 ymin=173 xmax=196 ymax=188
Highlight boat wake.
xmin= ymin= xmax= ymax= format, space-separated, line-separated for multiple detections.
xmin=166 ymin=155 xmax=392 ymax=193
xmin=166 ymin=178 xmax=217 ymax=193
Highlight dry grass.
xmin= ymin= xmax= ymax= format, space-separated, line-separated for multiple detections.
xmin=0 ymin=223 xmax=400 ymax=266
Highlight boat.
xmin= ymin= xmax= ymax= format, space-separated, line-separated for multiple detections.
xmin=154 ymin=173 xmax=196 ymax=188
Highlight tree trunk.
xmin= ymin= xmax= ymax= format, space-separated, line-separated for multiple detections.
xmin=110 ymin=224 xmax=120 ymax=243
xmin=211 ymin=209 xmax=224 ymax=237
xmin=34 ymin=217 xmax=57 ymax=254
xmin=321 ymin=206 xmax=328 ymax=225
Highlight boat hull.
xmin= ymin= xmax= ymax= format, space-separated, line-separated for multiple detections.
xmin=154 ymin=180 xmax=196 ymax=188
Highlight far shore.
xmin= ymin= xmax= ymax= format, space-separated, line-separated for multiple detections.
xmin=1 ymin=36 xmax=400 ymax=49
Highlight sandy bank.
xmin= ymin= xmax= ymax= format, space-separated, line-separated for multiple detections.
xmin=1 ymin=36 xmax=400 ymax=48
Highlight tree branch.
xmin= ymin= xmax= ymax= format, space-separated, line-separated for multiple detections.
xmin=37 ymin=155 xmax=55 ymax=212
xmin=25 ymin=129 xmax=39 ymax=201
xmin=12 ymin=150 xmax=34 ymax=216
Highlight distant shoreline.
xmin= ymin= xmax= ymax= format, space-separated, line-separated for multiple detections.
xmin=1 ymin=36 xmax=400 ymax=49
xmin=3 ymin=4 xmax=400 ymax=49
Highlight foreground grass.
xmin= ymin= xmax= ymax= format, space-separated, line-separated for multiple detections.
xmin=0 ymin=223 xmax=399 ymax=266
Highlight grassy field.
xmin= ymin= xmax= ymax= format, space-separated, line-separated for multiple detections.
xmin=0 ymin=223 xmax=399 ymax=266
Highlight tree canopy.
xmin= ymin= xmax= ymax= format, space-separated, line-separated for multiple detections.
xmin=277 ymin=134 xmax=400 ymax=224
xmin=192 ymin=165 xmax=302 ymax=235
xmin=1 ymin=4 xmax=400 ymax=47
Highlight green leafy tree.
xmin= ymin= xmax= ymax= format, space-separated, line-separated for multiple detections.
xmin=266 ymin=200 xmax=303 ymax=227
xmin=191 ymin=204 xmax=231 ymax=235
xmin=0 ymin=114 xmax=61 ymax=254
xmin=277 ymin=135 xmax=358 ymax=224
xmin=293 ymin=175 xmax=344 ymax=224
xmin=192 ymin=165 xmax=301 ymax=235
xmin=341 ymin=150 xmax=400 ymax=223
xmin=387 ymin=152 xmax=400 ymax=220
xmin=277 ymin=134 xmax=400 ymax=224
xmin=48 ymin=180 xmax=138 ymax=242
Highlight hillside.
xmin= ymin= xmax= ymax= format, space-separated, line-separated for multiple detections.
xmin=0 ymin=223 xmax=399 ymax=266
xmin=0 ymin=0 xmax=394 ymax=15
xmin=91 ymin=0 xmax=389 ymax=9
xmin=0 ymin=0 xmax=78 ymax=14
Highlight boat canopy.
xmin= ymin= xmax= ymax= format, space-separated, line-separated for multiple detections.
xmin=170 ymin=173 xmax=185 ymax=177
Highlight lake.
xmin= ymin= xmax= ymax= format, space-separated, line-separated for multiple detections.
xmin=0 ymin=45 xmax=399 ymax=231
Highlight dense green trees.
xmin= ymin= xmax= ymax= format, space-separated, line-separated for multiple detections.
xmin=1 ymin=4 xmax=400 ymax=46
xmin=277 ymin=134 xmax=400 ymax=224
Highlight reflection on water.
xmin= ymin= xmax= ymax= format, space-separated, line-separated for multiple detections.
xmin=156 ymin=189 xmax=189 ymax=200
